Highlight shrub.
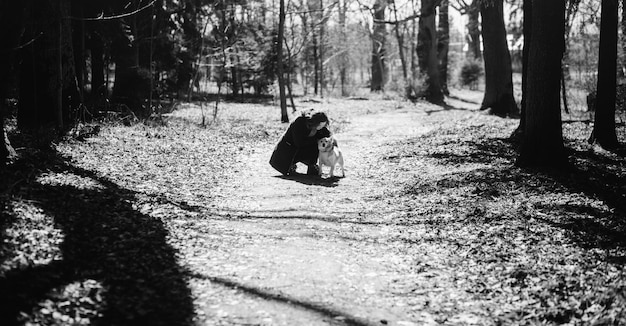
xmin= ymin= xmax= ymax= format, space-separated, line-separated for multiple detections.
xmin=460 ymin=59 xmax=483 ymax=89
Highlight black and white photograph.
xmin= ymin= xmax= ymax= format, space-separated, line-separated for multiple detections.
xmin=1 ymin=0 xmax=625 ymax=325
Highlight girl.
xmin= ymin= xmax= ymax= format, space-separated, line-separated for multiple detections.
xmin=270 ymin=110 xmax=331 ymax=176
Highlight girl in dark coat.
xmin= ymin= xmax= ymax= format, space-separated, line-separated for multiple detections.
xmin=270 ymin=110 xmax=331 ymax=175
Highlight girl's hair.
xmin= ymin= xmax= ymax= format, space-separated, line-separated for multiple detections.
xmin=302 ymin=110 xmax=329 ymax=129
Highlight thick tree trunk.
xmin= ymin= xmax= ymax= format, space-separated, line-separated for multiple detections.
xmin=517 ymin=0 xmax=567 ymax=167
xmin=589 ymin=0 xmax=619 ymax=150
xmin=18 ymin=0 xmax=78 ymax=132
xmin=479 ymin=0 xmax=517 ymax=116
xmin=437 ymin=0 xmax=450 ymax=96
xmin=277 ymin=0 xmax=288 ymax=122
xmin=111 ymin=16 xmax=150 ymax=116
xmin=0 ymin=0 xmax=24 ymax=161
xmin=417 ymin=0 xmax=444 ymax=104
xmin=371 ymin=0 xmax=387 ymax=91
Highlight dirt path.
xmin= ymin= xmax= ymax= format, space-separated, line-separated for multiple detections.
xmin=174 ymin=106 xmax=491 ymax=326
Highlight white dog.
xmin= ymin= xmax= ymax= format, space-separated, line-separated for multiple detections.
xmin=317 ymin=136 xmax=345 ymax=178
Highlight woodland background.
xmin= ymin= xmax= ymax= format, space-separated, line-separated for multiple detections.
xmin=0 ymin=0 xmax=624 ymax=163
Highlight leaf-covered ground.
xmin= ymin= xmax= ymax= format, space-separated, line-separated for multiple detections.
xmin=1 ymin=90 xmax=625 ymax=326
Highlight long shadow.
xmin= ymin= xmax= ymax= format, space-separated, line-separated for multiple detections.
xmin=423 ymin=102 xmax=477 ymax=115
xmin=188 ymin=273 xmax=379 ymax=326
xmin=406 ymin=136 xmax=626 ymax=260
xmin=275 ymin=174 xmax=342 ymax=187
xmin=0 ymin=151 xmax=195 ymax=325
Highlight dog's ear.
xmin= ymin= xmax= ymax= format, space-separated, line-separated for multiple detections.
xmin=332 ymin=138 xmax=338 ymax=147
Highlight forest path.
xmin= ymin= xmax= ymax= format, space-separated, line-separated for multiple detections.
xmin=180 ymin=101 xmax=483 ymax=326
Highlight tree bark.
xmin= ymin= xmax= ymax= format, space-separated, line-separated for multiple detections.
xmin=371 ymin=0 xmax=387 ymax=91
xmin=18 ymin=0 xmax=78 ymax=132
xmin=467 ymin=0 xmax=481 ymax=60
xmin=437 ymin=0 xmax=450 ymax=95
xmin=339 ymin=0 xmax=349 ymax=96
xmin=511 ymin=0 xmax=531 ymax=141
xmin=622 ymin=0 xmax=626 ymax=77
xmin=89 ymin=31 xmax=106 ymax=100
xmin=479 ymin=0 xmax=517 ymax=116
xmin=417 ymin=0 xmax=444 ymax=104
xmin=0 ymin=0 xmax=25 ymax=161
xmin=391 ymin=0 xmax=410 ymax=97
xmin=589 ymin=0 xmax=619 ymax=150
xmin=517 ymin=0 xmax=567 ymax=167
xmin=277 ymin=0 xmax=289 ymax=122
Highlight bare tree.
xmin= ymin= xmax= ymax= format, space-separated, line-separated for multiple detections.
xmin=437 ymin=0 xmax=450 ymax=95
xmin=451 ymin=0 xmax=481 ymax=60
xmin=371 ymin=0 xmax=388 ymax=91
xmin=338 ymin=0 xmax=350 ymax=96
xmin=390 ymin=0 xmax=411 ymax=96
xmin=278 ymin=0 xmax=289 ymax=122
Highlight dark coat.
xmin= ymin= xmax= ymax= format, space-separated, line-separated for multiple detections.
xmin=269 ymin=116 xmax=331 ymax=175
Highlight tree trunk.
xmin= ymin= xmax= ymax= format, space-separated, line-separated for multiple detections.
xmin=277 ymin=0 xmax=289 ymax=122
xmin=391 ymin=0 xmax=410 ymax=97
xmin=467 ymin=0 xmax=482 ymax=60
xmin=319 ymin=0 xmax=325 ymax=98
xmin=479 ymin=0 xmax=517 ymax=116
xmin=0 ymin=0 xmax=24 ymax=161
xmin=111 ymin=16 xmax=151 ymax=116
xmin=312 ymin=20 xmax=320 ymax=95
xmin=517 ymin=0 xmax=567 ymax=167
xmin=417 ymin=0 xmax=444 ymax=104
xmin=589 ymin=0 xmax=619 ymax=150
xmin=89 ymin=31 xmax=106 ymax=100
xmin=371 ymin=0 xmax=387 ymax=91
xmin=437 ymin=0 xmax=449 ymax=95
xmin=622 ymin=0 xmax=626 ymax=77
xmin=18 ymin=0 xmax=78 ymax=132
xmin=72 ymin=1 xmax=85 ymax=103
xmin=511 ymin=0 xmax=531 ymax=141
xmin=339 ymin=0 xmax=349 ymax=96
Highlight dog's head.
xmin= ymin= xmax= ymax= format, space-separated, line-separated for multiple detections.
xmin=317 ymin=136 xmax=337 ymax=152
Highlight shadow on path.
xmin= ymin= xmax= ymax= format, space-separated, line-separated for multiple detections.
xmin=188 ymin=272 xmax=380 ymax=326
xmin=0 ymin=151 xmax=195 ymax=325
xmin=274 ymin=174 xmax=342 ymax=187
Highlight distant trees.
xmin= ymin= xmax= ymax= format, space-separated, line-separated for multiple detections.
xmin=1 ymin=0 xmax=623 ymax=163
